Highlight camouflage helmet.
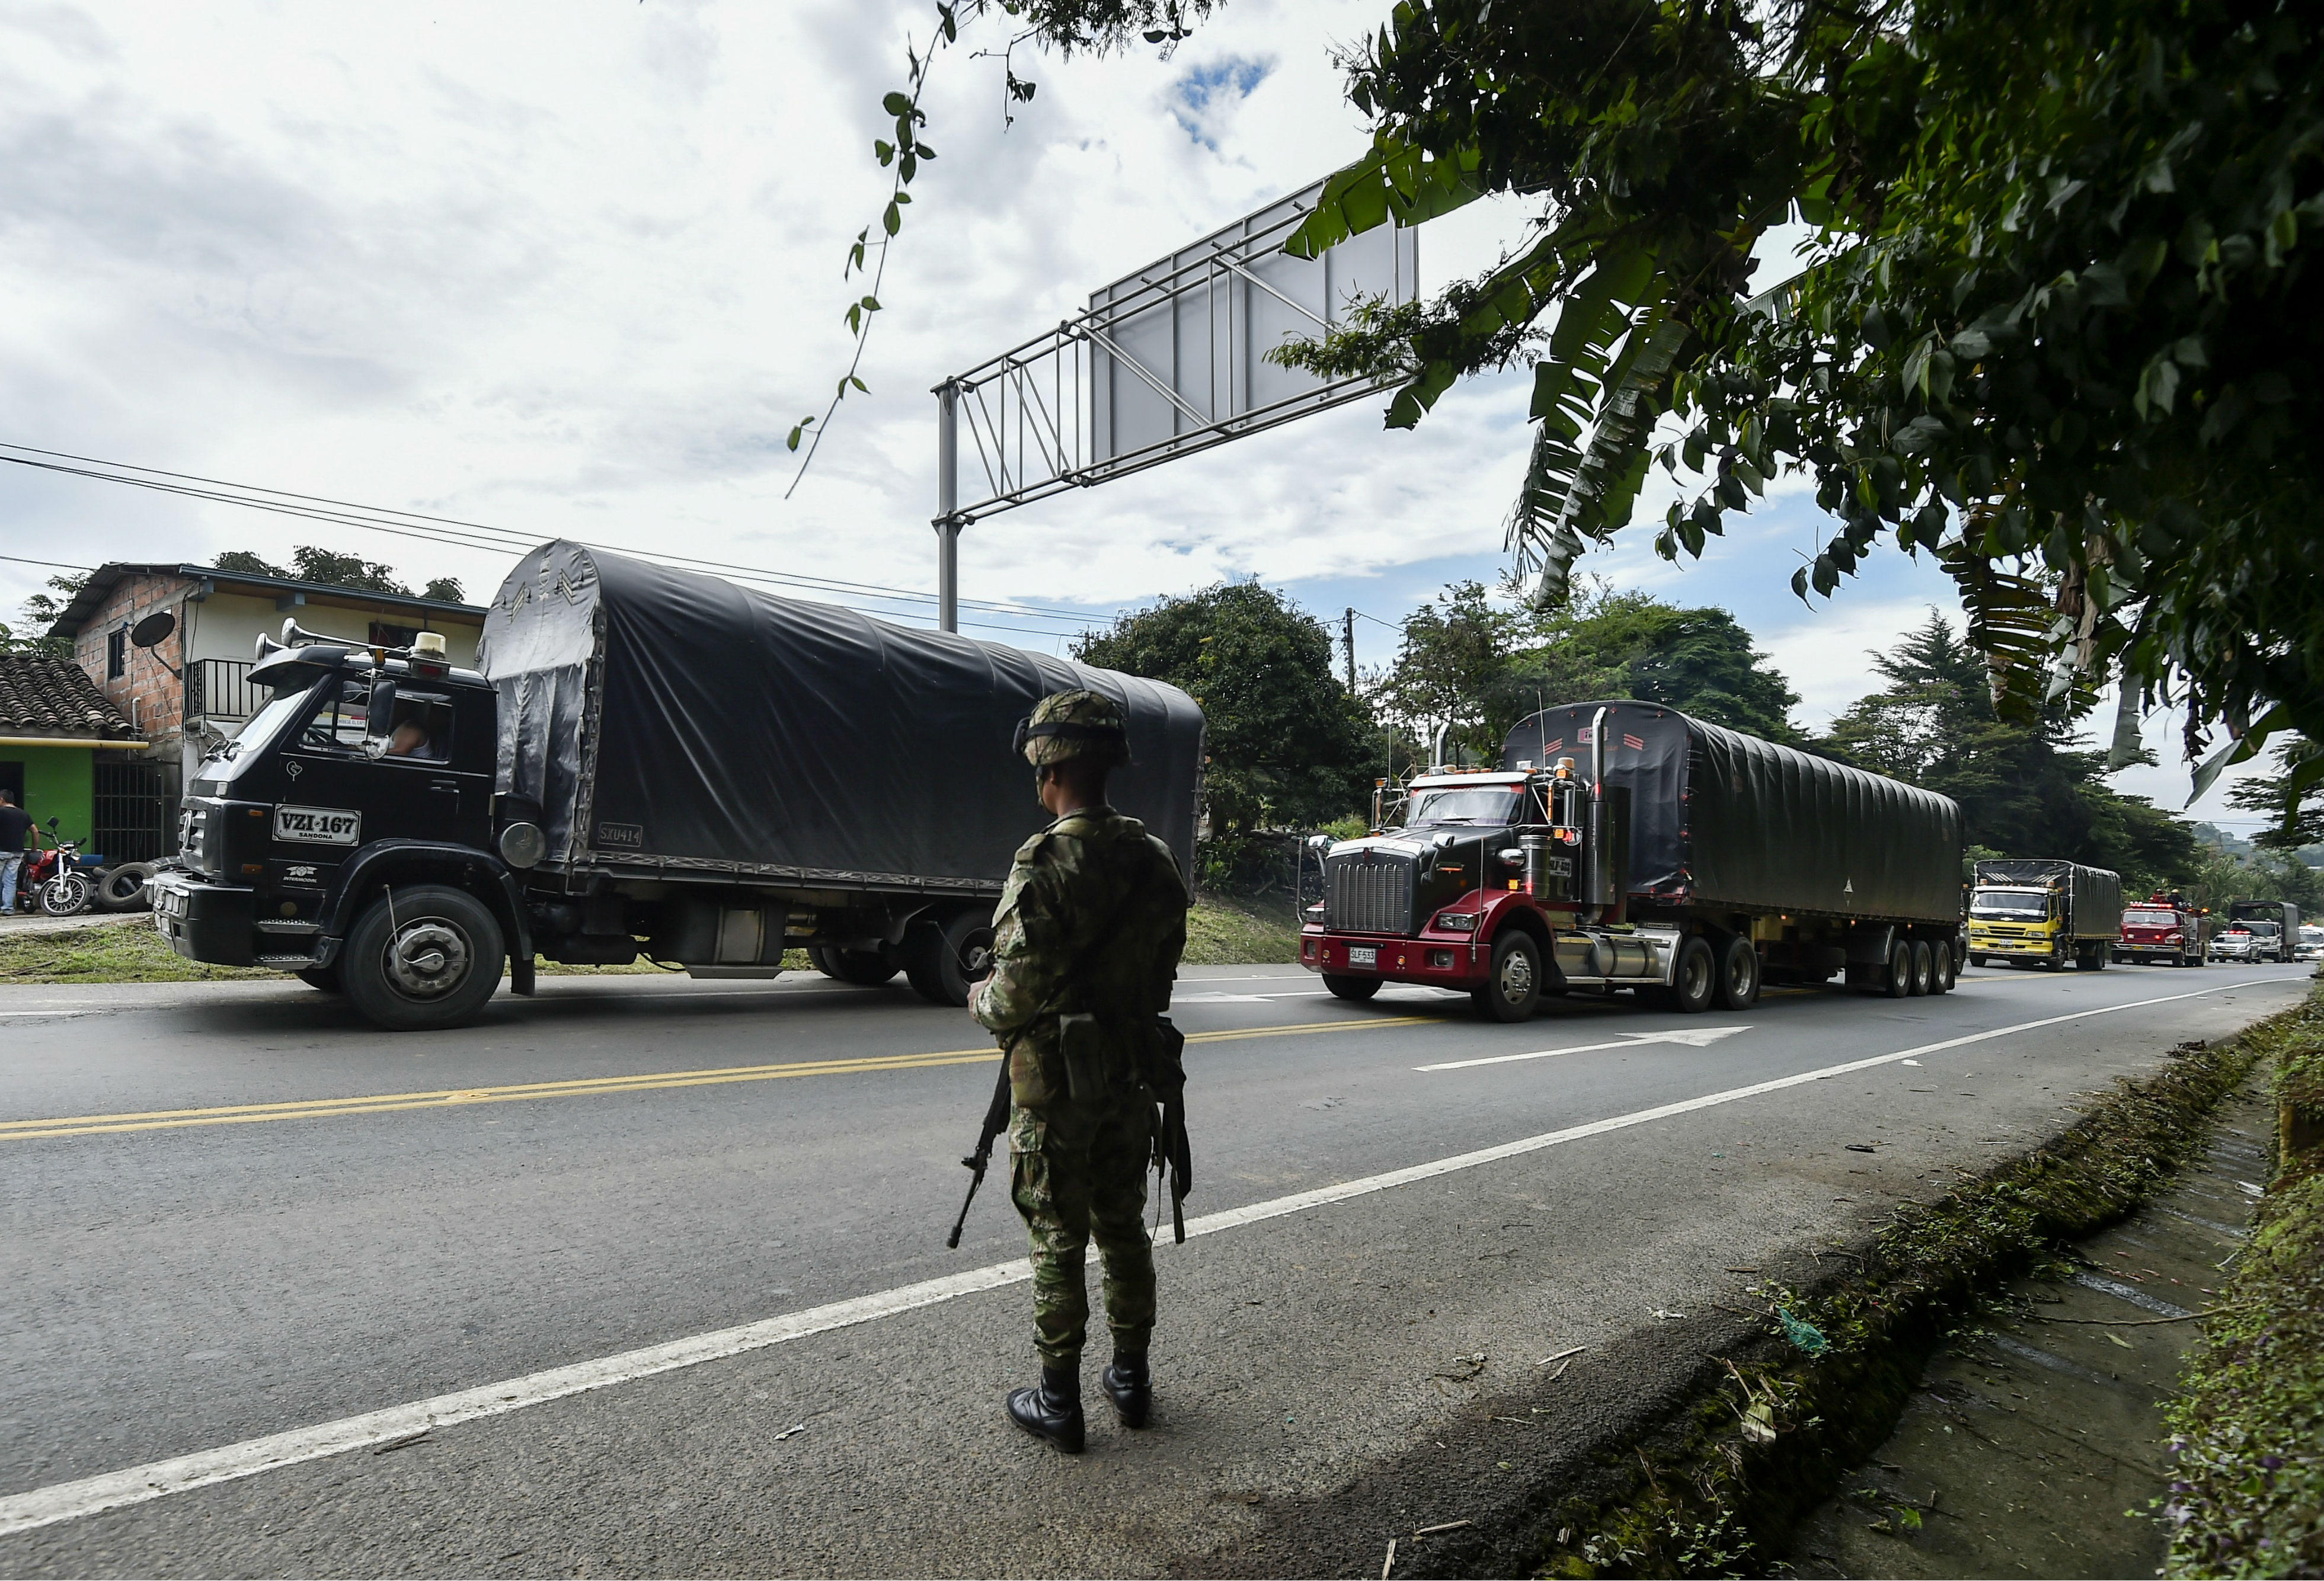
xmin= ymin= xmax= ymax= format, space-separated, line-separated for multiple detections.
xmin=1013 ymin=688 xmax=1129 ymax=769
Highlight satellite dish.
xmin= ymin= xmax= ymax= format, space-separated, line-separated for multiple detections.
xmin=130 ymin=612 xmax=177 ymax=648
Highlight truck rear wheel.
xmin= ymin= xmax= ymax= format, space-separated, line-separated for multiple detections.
xmin=1323 ymin=974 xmax=1382 ymax=1002
xmin=1909 ymin=940 xmax=1933 ymax=996
xmin=1715 ymin=936 xmax=1760 ymax=1010
xmin=341 ymin=884 xmax=504 ymax=1032
xmin=2075 ymin=944 xmax=2106 ymax=971
xmin=904 ymin=909 xmax=995 ymax=1007
xmin=1881 ymin=941 xmax=1913 ymax=998
xmin=1472 ymin=932 xmax=1541 ymax=1022
xmin=1929 ymin=941 xmax=1954 ymax=994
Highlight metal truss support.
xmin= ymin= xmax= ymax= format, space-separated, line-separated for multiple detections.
xmin=935 ymin=379 xmax=961 ymax=633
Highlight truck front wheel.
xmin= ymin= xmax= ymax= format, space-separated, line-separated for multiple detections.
xmin=1323 ymin=974 xmax=1382 ymax=1002
xmin=1473 ymin=932 xmax=1541 ymax=1022
xmin=342 ymin=884 xmax=504 ymax=1032
xmin=904 ymin=909 xmax=995 ymax=1007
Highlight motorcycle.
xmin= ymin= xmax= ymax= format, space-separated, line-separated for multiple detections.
xmin=20 ymin=819 xmax=95 ymax=917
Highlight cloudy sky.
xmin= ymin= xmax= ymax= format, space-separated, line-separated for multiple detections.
xmin=0 ymin=0 xmax=2271 ymax=824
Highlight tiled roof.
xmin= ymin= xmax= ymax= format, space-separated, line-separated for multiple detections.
xmin=0 ymin=654 xmax=139 ymax=739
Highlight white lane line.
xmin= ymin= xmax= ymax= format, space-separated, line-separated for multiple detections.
xmin=0 ymin=1011 xmax=84 ymax=1018
xmin=0 ymin=974 xmax=2299 ymax=1539
xmin=1418 ymin=1026 xmax=1750 ymax=1071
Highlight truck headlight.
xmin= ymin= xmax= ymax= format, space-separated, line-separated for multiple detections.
xmin=1434 ymin=911 xmax=1478 ymax=933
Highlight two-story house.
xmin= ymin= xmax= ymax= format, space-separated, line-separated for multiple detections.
xmin=46 ymin=562 xmax=485 ymax=860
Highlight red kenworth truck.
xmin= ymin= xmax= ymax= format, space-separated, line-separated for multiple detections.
xmin=1299 ymin=700 xmax=1964 ymax=1020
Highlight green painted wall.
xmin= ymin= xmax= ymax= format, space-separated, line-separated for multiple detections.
xmin=11 ymin=747 xmax=96 ymax=849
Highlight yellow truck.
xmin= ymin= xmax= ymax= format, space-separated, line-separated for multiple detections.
xmin=1966 ymin=859 xmax=2124 ymax=971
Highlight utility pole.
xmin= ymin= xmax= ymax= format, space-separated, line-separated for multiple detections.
xmin=1343 ymin=607 xmax=1356 ymax=692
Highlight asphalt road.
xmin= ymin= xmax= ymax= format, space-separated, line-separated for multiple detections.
xmin=0 ymin=956 xmax=2309 ymax=1576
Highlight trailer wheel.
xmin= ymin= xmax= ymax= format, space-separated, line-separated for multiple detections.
xmin=2074 ymin=944 xmax=2105 ymax=971
xmin=1908 ymin=940 xmax=1933 ymax=995
xmin=1473 ymin=932 xmax=1541 ymax=1022
xmin=818 ymin=945 xmax=900 ymax=986
xmin=1881 ymin=940 xmax=1913 ymax=998
xmin=1929 ymin=941 xmax=1955 ymax=994
xmin=1715 ymin=936 xmax=1760 ymax=1010
xmin=341 ymin=884 xmax=504 ymax=1031
xmin=1670 ymin=936 xmax=1716 ymax=1014
xmin=1322 ymin=974 xmax=1382 ymax=1002
xmin=904 ymin=908 xmax=995 ymax=1007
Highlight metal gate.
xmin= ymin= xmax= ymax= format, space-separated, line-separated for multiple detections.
xmin=93 ymin=759 xmax=174 ymax=863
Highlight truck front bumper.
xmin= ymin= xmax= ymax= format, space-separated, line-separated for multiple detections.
xmin=1301 ymin=928 xmax=1486 ymax=988
xmin=150 ymin=870 xmax=257 ymax=966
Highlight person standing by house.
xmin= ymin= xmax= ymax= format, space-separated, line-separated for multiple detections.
xmin=0 ymin=788 xmax=32 ymax=914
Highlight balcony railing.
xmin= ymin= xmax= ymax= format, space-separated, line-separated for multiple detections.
xmin=188 ymin=658 xmax=263 ymax=723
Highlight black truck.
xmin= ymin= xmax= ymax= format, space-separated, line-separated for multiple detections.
xmin=151 ymin=542 xmax=1206 ymax=1030
xmin=1300 ymin=701 xmax=1964 ymax=1017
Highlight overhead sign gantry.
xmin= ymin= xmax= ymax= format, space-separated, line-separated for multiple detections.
xmin=931 ymin=177 xmax=1417 ymax=631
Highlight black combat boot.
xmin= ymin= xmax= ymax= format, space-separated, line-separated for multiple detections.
xmin=1100 ymin=1352 xmax=1150 ymax=1428
xmin=1005 ymin=1364 xmax=1085 ymax=1454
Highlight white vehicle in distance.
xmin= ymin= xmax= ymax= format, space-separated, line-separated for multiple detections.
xmin=2211 ymin=924 xmax=2256 ymax=962
xmin=2296 ymin=923 xmax=2324 ymax=962
xmin=2244 ymin=921 xmax=2286 ymax=962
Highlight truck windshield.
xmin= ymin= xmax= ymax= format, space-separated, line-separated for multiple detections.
xmin=1971 ymin=889 xmax=2050 ymax=919
xmin=200 ymin=687 xmax=315 ymax=782
xmin=1403 ymin=786 xmax=1523 ymax=827
xmin=2246 ymin=923 xmax=2280 ymax=939
xmin=2124 ymin=910 xmax=2178 ymax=926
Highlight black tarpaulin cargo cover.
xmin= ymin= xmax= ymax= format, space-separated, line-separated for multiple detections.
xmin=1503 ymin=700 xmax=1961 ymax=924
xmin=478 ymin=542 xmax=1205 ymax=891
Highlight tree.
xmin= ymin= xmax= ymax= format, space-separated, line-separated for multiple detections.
xmin=213 ymin=550 xmax=286 ymax=578
xmin=2227 ymin=737 xmax=2324 ymax=852
xmin=1252 ymin=0 xmax=2323 ymax=805
xmin=1379 ymin=579 xmax=1801 ymax=764
xmin=422 ymin=577 xmax=466 ymax=604
xmin=1821 ymin=609 xmax=2205 ymax=894
xmin=1073 ymin=583 xmax=1376 ymax=847
xmin=2 ymin=574 xmax=86 ymax=656
xmin=217 ymin=548 xmax=417 ymax=596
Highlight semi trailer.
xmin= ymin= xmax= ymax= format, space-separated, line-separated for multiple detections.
xmin=2226 ymin=900 xmax=2301 ymax=962
xmin=1965 ymin=859 xmax=2123 ymax=970
xmin=1297 ymin=701 xmax=1964 ymax=1019
xmin=149 ymin=541 xmax=1206 ymax=1030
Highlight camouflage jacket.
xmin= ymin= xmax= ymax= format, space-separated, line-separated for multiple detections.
xmin=971 ymin=805 xmax=1188 ymax=1121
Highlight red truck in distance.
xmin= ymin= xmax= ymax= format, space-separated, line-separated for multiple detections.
xmin=2114 ymin=892 xmax=2209 ymax=966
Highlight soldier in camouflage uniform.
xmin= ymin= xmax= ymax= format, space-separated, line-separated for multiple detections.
xmin=971 ymin=689 xmax=1189 ymax=1454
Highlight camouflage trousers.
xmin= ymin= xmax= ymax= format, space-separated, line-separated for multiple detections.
xmin=1009 ymin=1102 xmax=1156 ymax=1369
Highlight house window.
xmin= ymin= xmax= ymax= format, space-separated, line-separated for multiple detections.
xmin=107 ymin=627 xmax=127 ymax=680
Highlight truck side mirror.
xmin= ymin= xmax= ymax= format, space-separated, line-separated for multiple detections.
xmin=365 ymin=681 xmax=398 ymax=738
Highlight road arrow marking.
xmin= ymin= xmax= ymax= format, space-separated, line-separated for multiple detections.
xmin=0 ymin=977 xmax=2300 ymax=1540
xmin=1417 ymin=1026 xmax=1751 ymax=1072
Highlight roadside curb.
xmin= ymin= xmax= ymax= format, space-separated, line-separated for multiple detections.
xmin=1472 ymin=1004 xmax=2301 ymax=1579
xmin=1257 ymin=1000 xmax=2304 ymax=1579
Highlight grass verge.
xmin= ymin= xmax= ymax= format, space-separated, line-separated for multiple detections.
xmin=0 ymin=920 xmax=811 ymax=985
xmin=1510 ymin=994 xmax=2316 ymax=1579
xmin=2160 ymin=987 xmax=2324 ymax=1577
xmin=1184 ymin=893 xmax=1299 ymax=966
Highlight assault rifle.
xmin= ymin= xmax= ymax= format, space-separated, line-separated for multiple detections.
xmin=945 ymin=1060 xmax=1014 ymax=1249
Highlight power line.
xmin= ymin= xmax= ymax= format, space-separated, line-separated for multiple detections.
xmin=0 ymin=442 xmax=1118 ymax=635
